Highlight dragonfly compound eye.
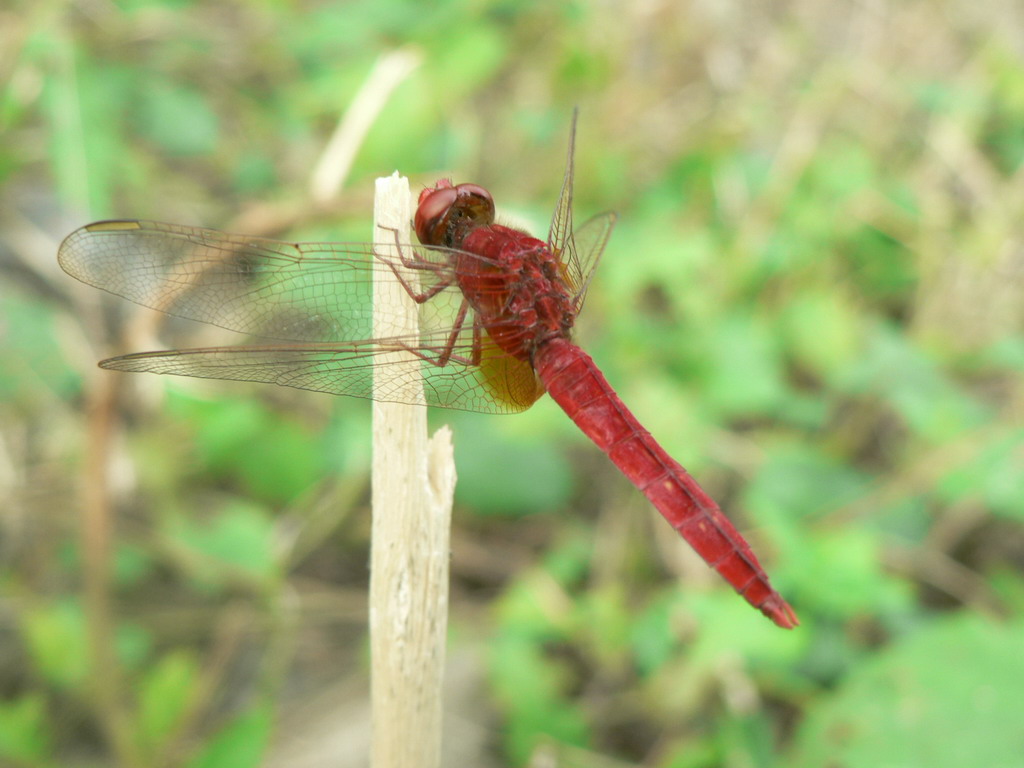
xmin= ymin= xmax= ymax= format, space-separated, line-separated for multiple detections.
xmin=415 ymin=186 xmax=459 ymax=246
xmin=415 ymin=183 xmax=496 ymax=248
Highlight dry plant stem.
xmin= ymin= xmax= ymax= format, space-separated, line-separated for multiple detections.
xmin=82 ymin=373 xmax=143 ymax=767
xmin=370 ymin=173 xmax=457 ymax=768
xmin=310 ymin=48 xmax=421 ymax=204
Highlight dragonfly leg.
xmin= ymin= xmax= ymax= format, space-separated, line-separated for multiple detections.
xmin=469 ymin=320 xmax=483 ymax=366
xmin=375 ymin=225 xmax=453 ymax=304
xmin=435 ymin=299 xmax=484 ymax=366
xmin=374 ymin=227 xmax=485 ymax=370
xmin=395 ymin=299 xmax=484 ymax=369
xmin=423 ymin=314 xmax=485 ymax=367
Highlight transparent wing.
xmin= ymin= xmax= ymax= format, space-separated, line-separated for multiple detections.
xmin=545 ymin=111 xmax=616 ymax=310
xmin=58 ymin=219 xmax=544 ymax=413
xmin=58 ymin=219 xmax=478 ymax=344
xmin=567 ymin=211 xmax=616 ymax=312
xmin=547 ymin=109 xmax=579 ymax=278
xmin=99 ymin=334 xmax=544 ymax=413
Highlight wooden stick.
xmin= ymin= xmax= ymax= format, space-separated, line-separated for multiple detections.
xmin=370 ymin=172 xmax=457 ymax=768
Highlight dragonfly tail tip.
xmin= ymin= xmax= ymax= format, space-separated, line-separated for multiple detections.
xmin=764 ymin=598 xmax=799 ymax=629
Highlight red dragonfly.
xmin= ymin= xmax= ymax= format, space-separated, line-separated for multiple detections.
xmin=58 ymin=116 xmax=797 ymax=628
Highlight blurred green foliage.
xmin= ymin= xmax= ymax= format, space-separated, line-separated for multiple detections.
xmin=792 ymin=616 xmax=1024 ymax=768
xmin=2 ymin=0 xmax=1023 ymax=766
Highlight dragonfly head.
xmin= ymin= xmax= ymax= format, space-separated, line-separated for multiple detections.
xmin=415 ymin=180 xmax=495 ymax=249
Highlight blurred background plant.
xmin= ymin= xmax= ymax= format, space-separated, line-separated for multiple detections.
xmin=2 ymin=0 xmax=1023 ymax=766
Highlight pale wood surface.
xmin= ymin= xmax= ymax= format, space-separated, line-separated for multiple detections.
xmin=370 ymin=172 xmax=456 ymax=768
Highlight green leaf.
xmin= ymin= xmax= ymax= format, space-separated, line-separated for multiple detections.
xmin=980 ymin=335 xmax=1024 ymax=371
xmin=630 ymin=591 xmax=682 ymax=677
xmin=0 ymin=694 xmax=53 ymax=763
xmin=451 ymin=414 xmax=575 ymax=515
xmin=164 ymin=501 xmax=280 ymax=590
xmin=0 ymin=293 xmax=81 ymax=405
xmin=576 ymin=585 xmax=633 ymax=668
xmin=791 ymin=615 xmax=1024 ymax=768
xmin=167 ymin=392 xmax=325 ymax=504
xmin=743 ymin=444 xmax=872 ymax=524
xmin=113 ymin=542 xmax=155 ymax=587
xmin=938 ymin=429 xmax=1024 ymax=519
xmin=541 ymin=533 xmax=593 ymax=587
xmin=781 ymin=527 xmax=912 ymax=620
xmin=44 ymin=42 xmax=125 ymax=214
xmin=187 ymin=705 xmax=272 ymax=768
xmin=489 ymin=634 xmax=591 ymax=765
xmin=780 ymin=291 xmax=862 ymax=383
xmin=679 ymin=592 xmax=805 ymax=671
xmin=116 ymin=622 xmax=155 ymax=671
xmin=699 ymin=312 xmax=787 ymax=418
xmin=494 ymin=570 xmax=573 ymax=642
xmin=22 ymin=600 xmax=151 ymax=687
xmin=137 ymin=650 xmax=201 ymax=757
xmin=20 ymin=601 xmax=88 ymax=690
xmin=840 ymin=325 xmax=989 ymax=441
xmin=806 ymin=139 xmax=877 ymax=199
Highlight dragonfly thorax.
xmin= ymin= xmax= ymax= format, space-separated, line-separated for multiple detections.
xmin=456 ymin=224 xmax=576 ymax=362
